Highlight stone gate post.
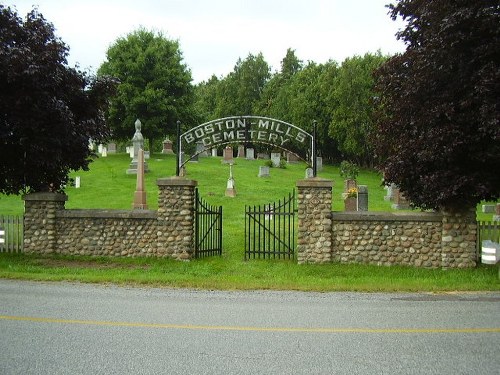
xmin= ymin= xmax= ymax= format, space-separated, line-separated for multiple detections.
xmin=23 ymin=192 xmax=67 ymax=254
xmin=157 ymin=177 xmax=197 ymax=260
xmin=440 ymin=208 xmax=477 ymax=268
xmin=296 ymin=178 xmax=333 ymax=264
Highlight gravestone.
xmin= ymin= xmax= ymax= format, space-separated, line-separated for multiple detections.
xmin=287 ymin=153 xmax=299 ymax=164
xmin=211 ymin=148 xmax=218 ymax=157
xmin=196 ymin=141 xmax=208 ymax=157
xmin=237 ymin=145 xmax=245 ymax=158
xmin=305 ymin=168 xmax=314 ymax=179
xmin=98 ymin=144 xmax=103 ymax=154
xmin=75 ymin=176 xmax=81 ymax=188
xmin=127 ymin=119 xmax=149 ymax=174
xmin=107 ymin=142 xmax=117 ymax=154
xmin=357 ymin=185 xmax=368 ymax=211
xmin=384 ymin=183 xmax=397 ymax=201
xmin=482 ymin=205 xmax=496 ymax=214
xmin=222 ymin=146 xmax=234 ymax=164
xmin=391 ymin=188 xmax=410 ymax=210
xmin=258 ymin=166 xmax=270 ymax=178
xmin=126 ymin=146 xmax=134 ymax=158
xmin=162 ymin=137 xmax=174 ymax=154
xmin=271 ymin=153 xmax=281 ymax=167
xmin=344 ymin=179 xmax=357 ymax=192
xmin=316 ymin=157 xmax=323 ymax=172
xmin=225 ymin=164 xmax=236 ymax=197
xmin=257 ymin=152 xmax=269 ymax=160
xmin=101 ymin=146 xmax=107 ymax=157
xmin=246 ymin=148 xmax=255 ymax=160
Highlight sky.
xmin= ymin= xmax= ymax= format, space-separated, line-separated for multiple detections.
xmin=5 ymin=0 xmax=406 ymax=83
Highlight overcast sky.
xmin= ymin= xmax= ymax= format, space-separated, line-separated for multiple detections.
xmin=5 ymin=0 xmax=406 ymax=83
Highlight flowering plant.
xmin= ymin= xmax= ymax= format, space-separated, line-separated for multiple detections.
xmin=346 ymin=187 xmax=358 ymax=198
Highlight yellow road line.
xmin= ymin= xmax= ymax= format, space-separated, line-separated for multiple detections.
xmin=1 ymin=315 xmax=499 ymax=334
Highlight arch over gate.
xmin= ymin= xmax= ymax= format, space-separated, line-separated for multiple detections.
xmin=176 ymin=116 xmax=317 ymax=175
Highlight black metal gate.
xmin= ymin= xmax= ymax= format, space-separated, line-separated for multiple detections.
xmin=194 ymin=189 xmax=223 ymax=258
xmin=245 ymin=191 xmax=296 ymax=260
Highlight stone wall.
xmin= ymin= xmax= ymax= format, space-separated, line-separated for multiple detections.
xmin=331 ymin=212 xmax=443 ymax=267
xmin=56 ymin=210 xmax=158 ymax=257
xmin=23 ymin=177 xmax=197 ymax=260
xmin=297 ymin=179 xmax=477 ymax=268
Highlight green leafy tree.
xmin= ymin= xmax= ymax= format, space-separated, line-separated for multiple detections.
xmin=193 ymin=74 xmax=220 ymax=121
xmin=329 ymin=52 xmax=388 ymax=166
xmin=0 ymin=6 xmax=116 ymax=195
xmin=254 ymin=48 xmax=302 ymax=119
xmin=374 ymin=0 xmax=500 ymax=211
xmin=214 ymin=53 xmax=270 ymax=117
xmin=98 ymin=28 xmax=194 ymax=150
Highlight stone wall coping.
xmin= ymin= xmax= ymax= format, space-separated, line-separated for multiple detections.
xmin=23 ymin=192 xmax=68 ymax=202
xmin=58 ymin=209 xmax=157 ymax=219
xmin=331 ymin=211 xmax=442 ymax=222
xmin=157 ymin=177 xmax=198 ymax=187
xmin=296 ymin=178 xmax=333 ymax=188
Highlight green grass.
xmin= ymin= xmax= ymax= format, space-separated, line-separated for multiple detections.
xmin=0 ymin=153 xmax=498 ymax=291
xmin=0 ymin=253 xmax=498 ymax=292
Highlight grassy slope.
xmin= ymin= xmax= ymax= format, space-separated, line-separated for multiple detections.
xmin=0 ymin=153 xmax=498 ymax=291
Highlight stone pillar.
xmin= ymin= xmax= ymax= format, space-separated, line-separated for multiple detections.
xmin=441 ymin=208 xmax=477 ymax=268
xmin=23 ymin=192 xmax=67 ymax=254
xmin=296 ymin=178 xmax=333 ymax=264
xmin=157 ymin=177 xmax=197 ymax=260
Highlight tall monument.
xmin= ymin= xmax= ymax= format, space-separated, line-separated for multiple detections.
xmin=127 ymin=119 xmax=149 ymax=174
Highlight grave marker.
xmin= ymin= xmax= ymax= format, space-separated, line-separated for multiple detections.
xmin=357 ymin=185 xmax=368 ymax=211
xmin=258 ymin=166 xmax=270 ymax=178
xmin=271 ymin=153 xmax=281 ymax=167
xmin=162 ymin=137 xmax=174 ymax=154
xmin=237 ymin=145 xmax=245 ymax=158
xmin=246 ymin=148 xmax=255 ymax=160
xmin=222 ymin=146 xmax=234 ymax=164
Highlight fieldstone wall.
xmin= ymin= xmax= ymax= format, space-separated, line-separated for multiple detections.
xmin=24 ymin=193 xmax=67 ymax=254
xmin=23 ymin=177 xmax=198 ymax=260
xmin=440 ymin=209 xmax=477 ymax=268
xmin=296 ymin=180 xmax=477 ymax=268
xmin=331 ymin=212 xmax=443 ymax=268
xmin=296 ymin=178 xmax=333 ymax=264
xmin=56 ymin=210 xmax=158 ymax=257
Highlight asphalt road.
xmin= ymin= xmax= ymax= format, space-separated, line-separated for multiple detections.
xmin=0 ymin=280 xmax=499 ymax=375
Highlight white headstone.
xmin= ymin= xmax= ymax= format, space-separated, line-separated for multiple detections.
xmin=258 ymin=166 xmax=270 ymax=178
xmin=271 ymin=153 xmax=281 ymax=167
xmin=101 ymin=146 xmax=107 ymax=157
xmin=305 ymin=168 xmax=314 ymax=179
xmin=75 ymin=176 xmax=81 ymax=188
xmin=212 ymin=148 xmax=218 ymax=157
xmin=246 ymin=148 xmax=255 ymax=160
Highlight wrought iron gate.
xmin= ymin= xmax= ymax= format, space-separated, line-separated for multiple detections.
xmin=194 ymin=189 xmax=223 ymax=258
xmin=245 ymin=191 xmax=296 ymax=260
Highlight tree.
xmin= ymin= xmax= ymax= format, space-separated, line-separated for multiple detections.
xmin=0 ymin=6 xmax=116 ymax=195
xmin=214 ymin=53 xmax=270 ymax=117
xmin=98 ymin=28 xmax=194 ymax=150
xmin=374 ymin=0 xmax=500 ymax=211
xmin=193 ymin=74 xmax=220 ymax=122
xmin=329 ymin=52 xmax=387 ymax=166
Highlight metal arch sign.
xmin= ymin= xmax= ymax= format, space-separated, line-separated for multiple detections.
xmin=177 ymin=116 xmax=315 ymax=172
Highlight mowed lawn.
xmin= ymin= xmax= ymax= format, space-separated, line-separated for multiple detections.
xmin=0 ymin=153 xmax=498 ymax=292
